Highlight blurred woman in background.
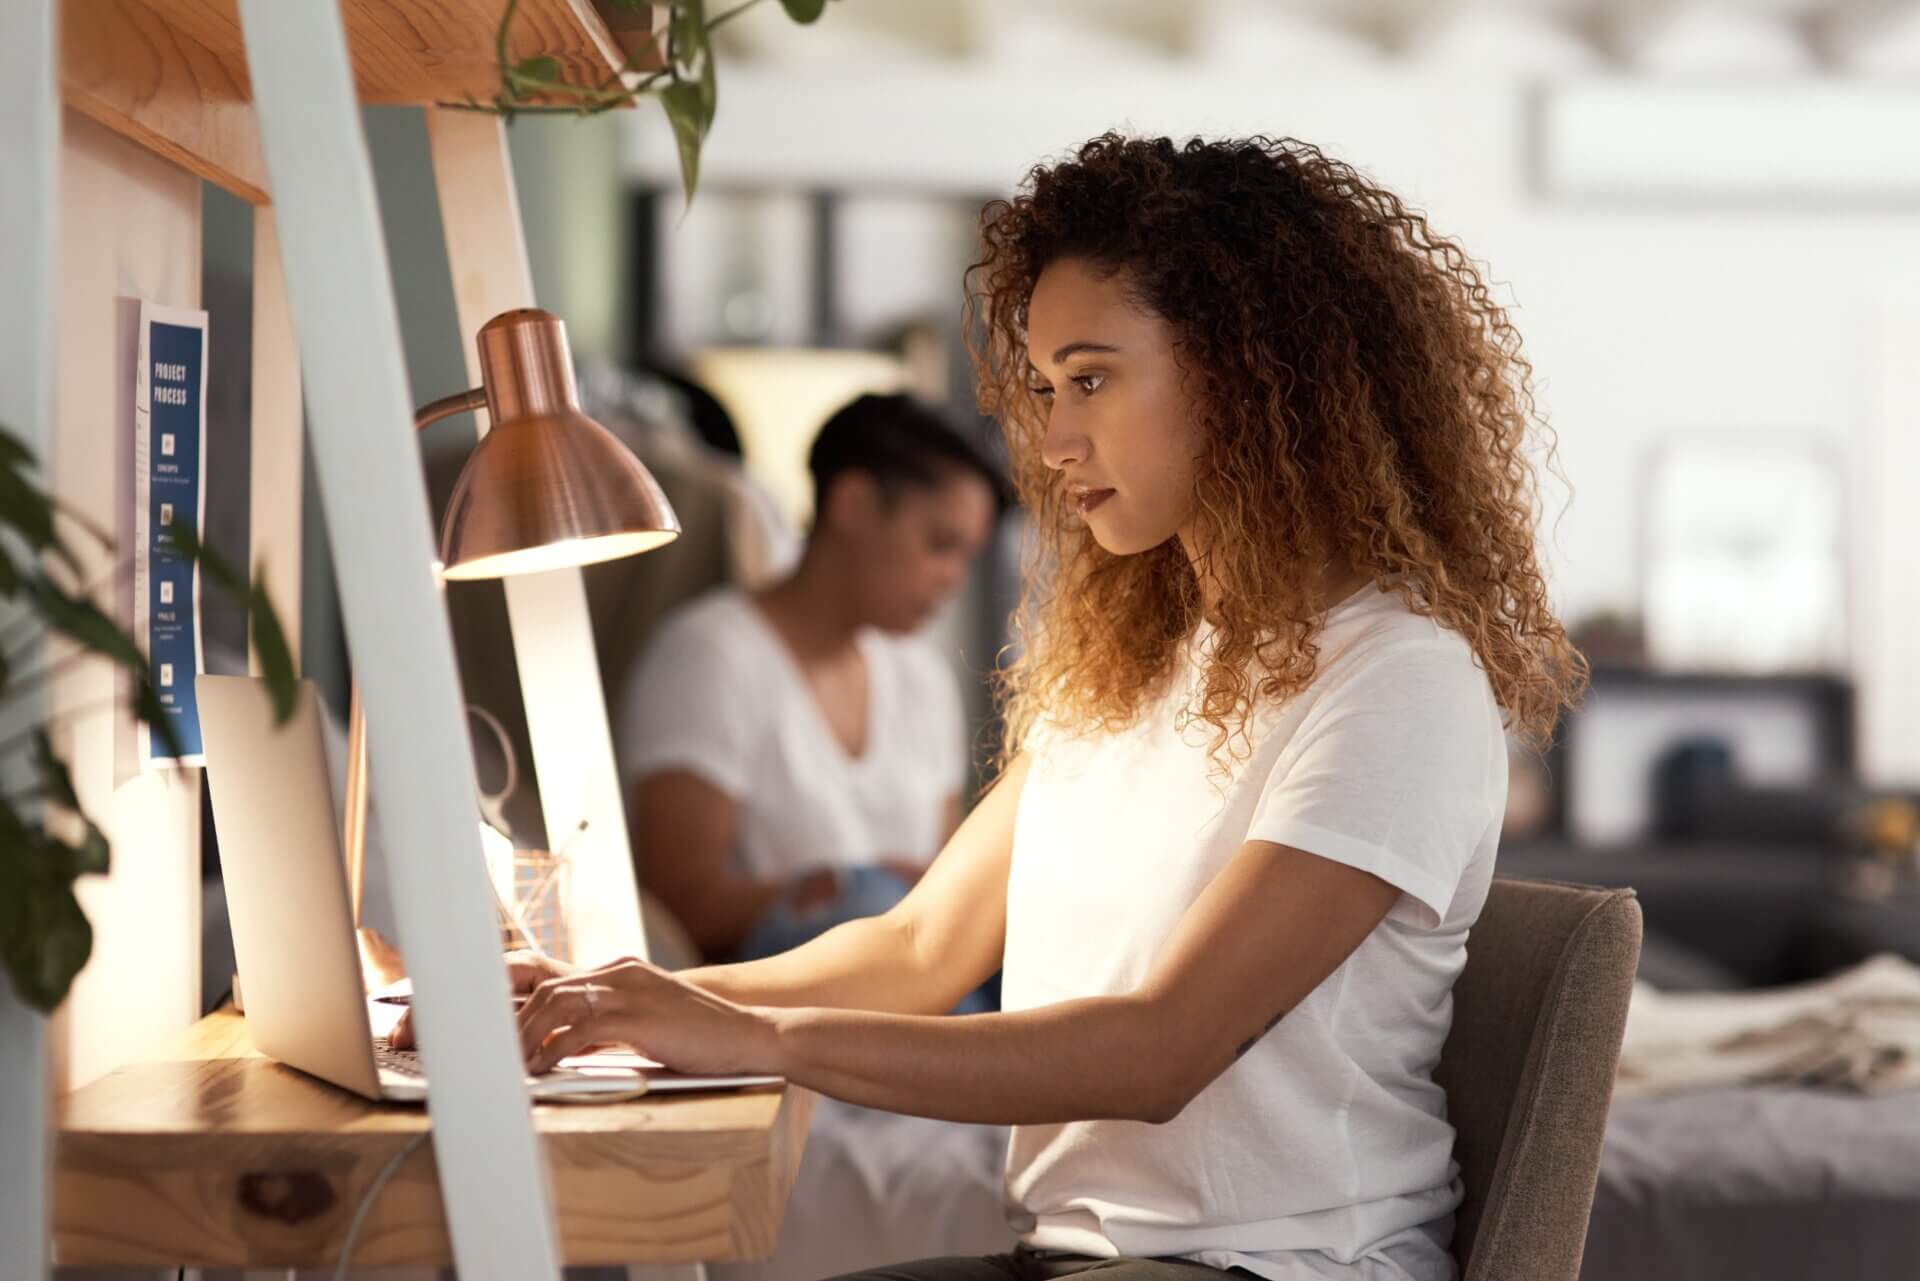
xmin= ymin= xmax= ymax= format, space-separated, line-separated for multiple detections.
xmin=621 ymin=392 xmax=1005 ymax=987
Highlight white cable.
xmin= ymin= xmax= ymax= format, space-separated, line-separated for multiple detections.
xmin=333 ymin=1129 xmax=429 ymax=1281
xmin=331 ymin=1087 xmax=645 ymax=1276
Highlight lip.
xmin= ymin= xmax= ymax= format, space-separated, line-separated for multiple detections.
xmin=1071 ymin=487 xmax=1115 ymax=516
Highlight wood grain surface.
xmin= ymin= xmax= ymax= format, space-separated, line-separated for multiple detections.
xmin=58 ymin=0 xmax=638 ymax=202
xmin=54 ymin=1010 xmax=815 ymax=1268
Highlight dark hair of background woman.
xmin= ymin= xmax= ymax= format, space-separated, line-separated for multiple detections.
xmin=809 ymin=392 xmax=1012 ymax=520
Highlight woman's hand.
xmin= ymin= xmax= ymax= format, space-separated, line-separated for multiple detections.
xmin=517 ymin=956 xmax=782 ymax=1077
xmin=388 ymin=949 xmax=579 ymax=1051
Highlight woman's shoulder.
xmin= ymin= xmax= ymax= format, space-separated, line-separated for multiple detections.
xmin=1311 ymin=587 xmax=1493 ymax=708
xmin=643 ymin=588 xmax=768 ymax=674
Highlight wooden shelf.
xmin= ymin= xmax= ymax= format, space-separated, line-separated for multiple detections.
xmin=54 ymin=1009 xmax=815 ymax=1269
xmin=60 ymin=0 xmax=649 ymax=203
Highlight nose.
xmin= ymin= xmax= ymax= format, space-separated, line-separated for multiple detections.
xmin=1039 ymin=406 xmax=1087 ymax=473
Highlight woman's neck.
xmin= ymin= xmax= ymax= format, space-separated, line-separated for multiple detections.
xmin=1180 ymin=525 xmax=1368 ymax=623
xmin=753 ymin=544 xmax=864 ymax=659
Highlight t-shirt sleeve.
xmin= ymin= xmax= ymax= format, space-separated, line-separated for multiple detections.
xmin=1245 ymin=639 xmax=1502 ymax=929
xmin=618 ymin=606 xmax=759 ymax=799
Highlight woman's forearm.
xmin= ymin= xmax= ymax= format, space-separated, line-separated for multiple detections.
xmin=761 ymin=994 xmax=1183 ymax=1126
xmin=682 ymin=912 xmax=967 ymax=1016
xmin=671 ymin=875 xmax=784 ymax=959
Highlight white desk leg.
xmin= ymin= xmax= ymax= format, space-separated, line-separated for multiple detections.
xmin=0 ymin=2 xmax=56 ymax=1277
xmin=237 ymin=4 xmax=562 ymax=1280
xmin=628 ymin=1264 xmax=708 ymax=1281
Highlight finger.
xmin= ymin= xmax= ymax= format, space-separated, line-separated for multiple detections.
xmin=580 ymin=956 xmax=658 ymax=985
xmin=515 ymin=978 xmax=566 ymax=1057
xmin=504 ymin=951 xmax=551 ymax=992
xmin=390 ymin=1008 xmax=415 ymax=1050
xmin=526 ymin=1018 xmax=603 ymax=1076
xmin=518 ymin=982 xmax=596 ymax=1064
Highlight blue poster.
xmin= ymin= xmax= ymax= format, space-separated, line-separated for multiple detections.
xmin=135 ymin=302 xmax=208 ymax=768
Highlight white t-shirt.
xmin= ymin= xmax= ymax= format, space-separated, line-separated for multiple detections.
xmin=1002 ymin=585 xmax=1508 ymax=1281
xmin=621 ymin=588 xmax=967 ymax=882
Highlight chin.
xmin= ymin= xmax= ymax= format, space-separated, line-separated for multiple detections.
xmin=1085 ymin=519 xmax=1170 ymax=558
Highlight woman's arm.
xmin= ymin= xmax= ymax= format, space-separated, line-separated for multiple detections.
xmin=631 ymin=770 xmax=810 ymax=958
xmin=763 ymin=838 xmax=1399 ymax=1123
xmin=519 ymin=827 xmax=1399 ymax=1127
xmin=681 ymin=758 xmax=1027 ymax=1014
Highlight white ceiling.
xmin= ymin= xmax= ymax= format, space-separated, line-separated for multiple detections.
xmin=711 ymin=0 xmax=1920 ymax=74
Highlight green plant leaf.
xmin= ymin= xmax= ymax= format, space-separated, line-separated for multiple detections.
xmin=29 ymin=731 xmax=77 ymax=811
xmin=779 ymin=0 xmax=828 ymax=23
xmin=0 ymin=859 xmax=93 ymax=1015
xmin=0 ymin=540 xmax=19 ymax=599
xmin=661 ymin=80 xmax=708 ymax=205
xmin=172 ymin=525 xmax=298 ymax=724
xmin=0 ymin=441 xmax=85 ymax=582
xmin=133 ymin=674 xmax=185 ymax=763
xmin=27 ymin=577 xmax=144 ymax=673
xmin=668 ymin=0 xmax=716 ymax=126
xmin=0 ymin=466 xmax=60 ymax=557
xmin=0 ymin=805 xmax=100 ymax=1015
xmin=169 ymin=524 xmax=228 ymax=594
xmin=52 ymin=820 xmax=110 ymax=879
xmin=249 ymin=573 xmax=299 ymax=724
xmin=0 ymin=425 xmax=32 ymax=472
xmin=26 ymin=732 xmax=108 ymax=875
xmin=511 ymin=54 xmax=562 ymax=90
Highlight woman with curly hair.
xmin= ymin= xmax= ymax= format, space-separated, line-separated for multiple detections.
xmin=481 ymin=133 xmax=1585 ymax=1281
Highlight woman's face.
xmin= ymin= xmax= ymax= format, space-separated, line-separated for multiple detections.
xmin=829 ymin=469 xmax=997 ymax=634
xmin=1026 ymin=257 xmax=1205 ymax=558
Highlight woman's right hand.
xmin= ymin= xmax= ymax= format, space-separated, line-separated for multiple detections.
xmin=388 ymin=949 xmax=580 ymax=1050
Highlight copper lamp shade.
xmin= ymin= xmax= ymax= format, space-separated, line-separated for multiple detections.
xmin=342 ymin=309 xmax=678 ymax=940
xmin=427 ymin=308 xmax=680 ymax=580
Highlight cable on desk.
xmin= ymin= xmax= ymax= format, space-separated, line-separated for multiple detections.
xmin=333 ymin=1129 xmax=429 ymax=1281
xmin=330 ymin=1083 xmax=647 ymax=1279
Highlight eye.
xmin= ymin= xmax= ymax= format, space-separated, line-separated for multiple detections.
xmin=1028 ymin=379 xmax=1055 ymax=402
xmin=1070 ymin=373 xmax=1106 ymax=396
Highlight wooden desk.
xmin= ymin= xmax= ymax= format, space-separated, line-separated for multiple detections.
xmin=53 ymin=1010 xmax=815 ymax=1270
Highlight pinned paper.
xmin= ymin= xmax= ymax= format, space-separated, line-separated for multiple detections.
xmin=134 ymin=302 xmax=208 ymax=768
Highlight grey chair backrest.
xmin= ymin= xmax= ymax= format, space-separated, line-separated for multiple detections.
xmin=1436 ymin=875 xmax=1643 ymax=1281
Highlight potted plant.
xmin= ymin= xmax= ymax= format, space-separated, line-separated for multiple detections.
xmin=460 ymin=0 xmax=833 ymax=200
xmin=0 ymin=423 xmax=296 ymax=1015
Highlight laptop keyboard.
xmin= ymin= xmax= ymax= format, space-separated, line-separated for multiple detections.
xmin=372 ymin=1035 xmax=426 ymax=1079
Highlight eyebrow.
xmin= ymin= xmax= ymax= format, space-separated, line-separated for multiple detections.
xmin=1045 ymin=341 xmax=1120 ymax=365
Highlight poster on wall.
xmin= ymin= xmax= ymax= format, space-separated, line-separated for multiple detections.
xmin=133 ymin=301 xmax=208 ymax=769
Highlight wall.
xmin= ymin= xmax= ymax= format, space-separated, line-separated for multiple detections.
xmin=616 ymin=62 xmax=1920 ymax=785
xmin=49 ymin=111 xmax=205 ymax=1092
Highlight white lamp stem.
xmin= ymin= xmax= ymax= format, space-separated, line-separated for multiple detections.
xmin=344 ymin=678 xmax=369 ymax=927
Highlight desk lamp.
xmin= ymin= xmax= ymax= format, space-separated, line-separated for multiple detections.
xmin=342 ymin=308 xmax=680 ymax=934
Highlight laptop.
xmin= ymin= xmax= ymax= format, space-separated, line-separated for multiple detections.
xmin=197 ymin=674 xmax=781 ymax=1103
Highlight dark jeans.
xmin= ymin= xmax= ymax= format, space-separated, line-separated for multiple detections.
xmin=825 ymin=1243 xmax=1250 ymax=1281
xmin=735 ymin=863 xmax=1000 ymax=1014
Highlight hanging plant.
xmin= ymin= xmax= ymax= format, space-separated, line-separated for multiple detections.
xmin=0 ymin=423 xmax=297 ymax=1013
xmin=447 ymin=0 xmax=835 ymax=202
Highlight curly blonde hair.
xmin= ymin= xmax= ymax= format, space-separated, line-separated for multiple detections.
xmin=967 ymin=134 xmax=1586 ymax=771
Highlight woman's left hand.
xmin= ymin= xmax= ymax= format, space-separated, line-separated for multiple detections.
xmin=517 ymin=957 xmax=783 ymax=1077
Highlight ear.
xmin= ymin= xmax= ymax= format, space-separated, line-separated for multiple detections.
xmin=819 ymin=470 xmax=886 ymax=538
